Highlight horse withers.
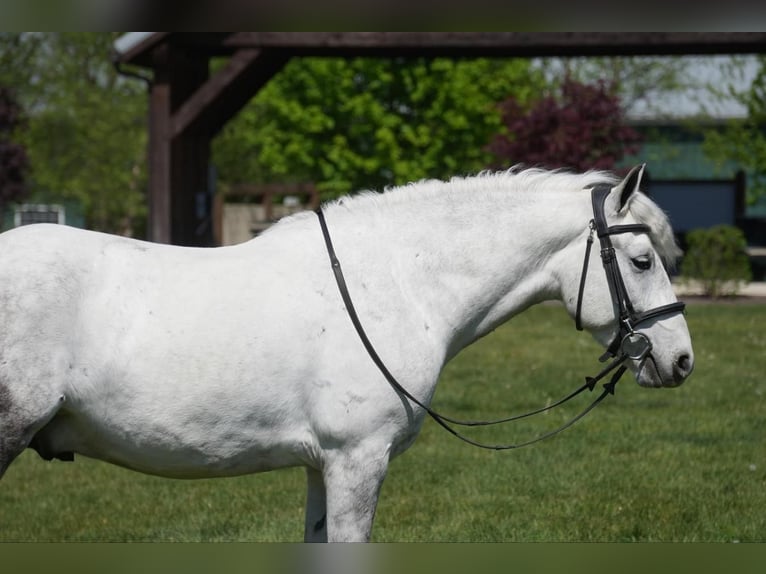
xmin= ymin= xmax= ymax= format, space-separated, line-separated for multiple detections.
xmin=0 ymin=165 xmax=693 ymax=541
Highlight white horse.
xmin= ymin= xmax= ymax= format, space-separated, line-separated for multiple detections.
xmin=0 ymin=165 xmax=693 ymax=542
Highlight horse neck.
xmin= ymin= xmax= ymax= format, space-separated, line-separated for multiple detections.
xmin=328 ymin=186 xmax=592 ymax=359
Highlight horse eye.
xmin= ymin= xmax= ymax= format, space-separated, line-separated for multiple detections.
xmin=631 ymin=256 xmax=652 ymax=271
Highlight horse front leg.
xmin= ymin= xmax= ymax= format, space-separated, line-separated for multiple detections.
xmin=322 ymin=444 xmax=390 ymax=542
xmin=304 ymin=466 xmax=328 ymax=542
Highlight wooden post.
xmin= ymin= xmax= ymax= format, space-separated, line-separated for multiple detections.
xmin=146 ymin=43 xmax=288 ymax=246
xmin=147 ymin=43 xmax=212 ymax=246
xmin=148 ymin=45 xmax=172 ymax=245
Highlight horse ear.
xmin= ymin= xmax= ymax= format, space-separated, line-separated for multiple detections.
xmin=610 ymin=164 xmax=646 ymax=214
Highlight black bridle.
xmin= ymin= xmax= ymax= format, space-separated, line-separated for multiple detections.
xmin=575 ymin=184 xmax=686 ymax=364
xmin=315 ymin=184 xmax=685 ymax=450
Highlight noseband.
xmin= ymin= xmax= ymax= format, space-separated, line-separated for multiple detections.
xmin=315 ymin=184 xmax=685 ymax=450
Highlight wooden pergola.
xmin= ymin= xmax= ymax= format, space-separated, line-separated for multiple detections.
xmin=114 ymin=32 xmax=766 ymax=246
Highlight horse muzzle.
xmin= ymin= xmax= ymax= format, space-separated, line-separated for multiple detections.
xmin=635 ymin=348 xmax=694 ymax=388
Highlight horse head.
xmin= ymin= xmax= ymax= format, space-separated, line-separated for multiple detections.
xmin=561 ymin=165 xmax=694 ymax=388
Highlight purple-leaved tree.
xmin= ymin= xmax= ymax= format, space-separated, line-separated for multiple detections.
xmin=487 ymin=77 xmax=641 ymax=173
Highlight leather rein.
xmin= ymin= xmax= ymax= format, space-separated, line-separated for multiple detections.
xmin=315 ymin=184 xmax=685 ymax=450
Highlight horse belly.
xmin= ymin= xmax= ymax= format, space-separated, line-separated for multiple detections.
xmin=63 ymin=314 xmax=322 ymax=478
xmin=45 ymin=330 xmax=321 ymax=478
xmin=35 ymin=400 xmax=314 ymax=479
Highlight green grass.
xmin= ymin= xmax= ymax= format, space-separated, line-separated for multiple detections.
xmin=1 ymin=303 xmax=764 ymax=542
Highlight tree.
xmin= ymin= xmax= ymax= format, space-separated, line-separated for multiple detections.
xmin=702 ymin=56 xmax=766 ymax=205
xmin=486 ymin=76 xmax=641 ymax=172
xmin=538 ymin=56 xmax=696 ymax=118
xmin=0 ymin=33 xmax=148 ymax=235
xmin=0 ymin=86 xmax=29 ymax=214
xmin=213 ymin=57 xmax=545 ymax=197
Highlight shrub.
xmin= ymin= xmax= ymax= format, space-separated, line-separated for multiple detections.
xmin=680 ymin=225 xmax=752 ymax=298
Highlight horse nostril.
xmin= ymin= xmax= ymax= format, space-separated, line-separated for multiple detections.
xmin=674 ymin=354 xmax=693 ymax=380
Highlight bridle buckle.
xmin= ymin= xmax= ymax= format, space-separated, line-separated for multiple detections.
xmin=600 ymin=246 xmax=616 ymax=263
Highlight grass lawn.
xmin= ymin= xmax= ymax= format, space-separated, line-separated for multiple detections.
xmin=1 ymin=302 xmax=764 ymax=542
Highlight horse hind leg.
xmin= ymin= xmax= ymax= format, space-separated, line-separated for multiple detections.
xmin=0 ymin=383 xmax=27 ymax=479
xmin=0 ymin=381 xmax=66 ymax=479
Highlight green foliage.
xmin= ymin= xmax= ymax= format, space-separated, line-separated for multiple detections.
xmin=0 ymin=33 xmax=147 ymax=235
xmin=681 ymin=225 xmax=752 ymax=298
xmin=703 ymin=56 xmax=766 ymax=204
xmin=1 ymin=304 xmax=764 ymax=542
xmin=212 ymin=57 xmax=544 ymax=198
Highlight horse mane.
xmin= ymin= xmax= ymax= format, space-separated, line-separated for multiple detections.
xmin=365 ymin=166 xmax=618 ymax=200
xmin=279 ymin=166 xmax=683 ymax=267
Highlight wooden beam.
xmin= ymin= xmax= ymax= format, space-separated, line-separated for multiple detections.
xmin=225 ymin=182 xmax=319 ymax=198
xmin=222 ymin=32 xmax=766 ymax=57
xmin=171 ymin=48 xmax=290 ymax=139
xmin=118 ymin=32 xmax=766 ymax=68
xmin=222 ymin=183 xmax=320 ymax=228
